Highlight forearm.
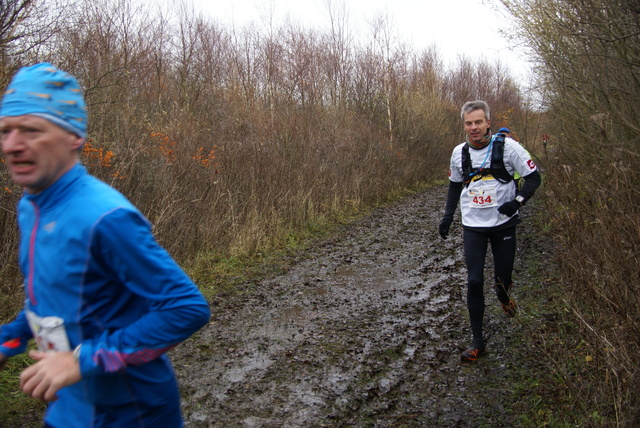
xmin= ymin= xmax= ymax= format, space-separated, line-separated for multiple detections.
xmin=517 ymin=170 xmax=541 ymax=203
xmin=78 ymin=303 xmax=210 ymax=377
xmin=443 ymin=181 xmax=463 ymax=218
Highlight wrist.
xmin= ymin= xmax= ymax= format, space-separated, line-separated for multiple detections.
xmin=515 ymin=195 xmax=525 ymax=205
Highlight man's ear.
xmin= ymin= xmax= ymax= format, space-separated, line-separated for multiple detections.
xmin=71 ymin=136 xmax=85 ymax=151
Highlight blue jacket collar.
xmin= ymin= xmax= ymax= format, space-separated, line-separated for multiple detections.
xmin=23 ymin=162 xmax=87 ymax=211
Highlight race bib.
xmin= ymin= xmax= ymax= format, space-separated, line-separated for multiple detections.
xmin=468 ymin=186 xmax=498 ymax=208
xmin=25 ymin=310 xmax=71 ymax=352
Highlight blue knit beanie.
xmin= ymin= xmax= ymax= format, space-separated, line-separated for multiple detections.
xmin=0 ymin=63 xmax=87 ymax=138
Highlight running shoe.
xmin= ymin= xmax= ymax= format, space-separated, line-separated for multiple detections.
xmin=501 ymin=299 xmax=517 ymax=318
xmin=461 ymin=343 xmax=485 ymax=362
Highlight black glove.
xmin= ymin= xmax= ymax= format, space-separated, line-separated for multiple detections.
xmin=439 ymin=216 xmax=453 ymax=239
xmin=497 ymin=200 xmax=521 ymax=217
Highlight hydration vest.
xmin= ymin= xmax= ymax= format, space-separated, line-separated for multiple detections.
xmin=462 ymin=133 xmax=513 ymax=187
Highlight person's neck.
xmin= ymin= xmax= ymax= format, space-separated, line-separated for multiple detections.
xmin=467 ymin=131 xmax=491 ymax=149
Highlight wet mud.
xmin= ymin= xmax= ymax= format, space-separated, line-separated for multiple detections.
xmin=172 ymin=185 xmax=549 ymax=427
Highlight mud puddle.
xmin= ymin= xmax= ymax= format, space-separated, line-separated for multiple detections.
xmin=172 ymin=185 xmax=548 ymax=427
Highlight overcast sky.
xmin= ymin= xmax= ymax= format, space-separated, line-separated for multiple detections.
xmin=193 ymin=0 xmax=530 ymax=81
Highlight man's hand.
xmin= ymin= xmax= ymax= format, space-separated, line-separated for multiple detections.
xmin=439 ymin=216 xmax=453 ymax=239
xmin=497 ymin=200 xmax=521 ymax=217
xmin=20 ymin=350 xmax=82 ymax=402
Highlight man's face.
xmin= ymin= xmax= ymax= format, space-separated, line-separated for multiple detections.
xmin=463 ymin=109 xmax=491 ymax=143
xmin=1 ymin=115 xmax=83 ymax=194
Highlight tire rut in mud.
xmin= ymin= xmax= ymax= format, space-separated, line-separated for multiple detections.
xmin=172 ymin=185 xmax=543 ymax=427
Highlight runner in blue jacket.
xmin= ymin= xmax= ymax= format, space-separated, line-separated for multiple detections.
xmin=0 ymin=63 xmax=210 ymax=427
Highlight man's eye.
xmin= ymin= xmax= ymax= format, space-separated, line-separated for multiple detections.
xmin=20 ymin=128 xmax=42 ymax=134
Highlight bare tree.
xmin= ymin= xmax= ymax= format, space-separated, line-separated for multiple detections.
xmin=0 ymin=0 xmax=33 ymax=51
xmin=0 ymin=0 xmax=69 ymax=78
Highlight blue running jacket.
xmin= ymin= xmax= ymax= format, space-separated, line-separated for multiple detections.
xmin=0 ymin=163 xmax=211 ymax=427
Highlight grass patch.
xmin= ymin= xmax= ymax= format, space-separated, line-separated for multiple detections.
xmin=185 ymin=184 xmax=432 ymax=300
xmin=0 ymin=351 xmax=46 ymax=428
xmin=185 ymin=224 xmax=336 ymax=300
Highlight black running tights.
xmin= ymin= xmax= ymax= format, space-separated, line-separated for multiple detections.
xmin=463 ymin=225 xmax=517 ymax=342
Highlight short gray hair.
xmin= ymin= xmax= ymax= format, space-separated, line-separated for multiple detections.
xmin=460 ymin=100 xmax=490 ymax=121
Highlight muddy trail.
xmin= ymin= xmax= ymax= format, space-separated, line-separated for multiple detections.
xmin=171 ymin=185 xmax=552 ymax=427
